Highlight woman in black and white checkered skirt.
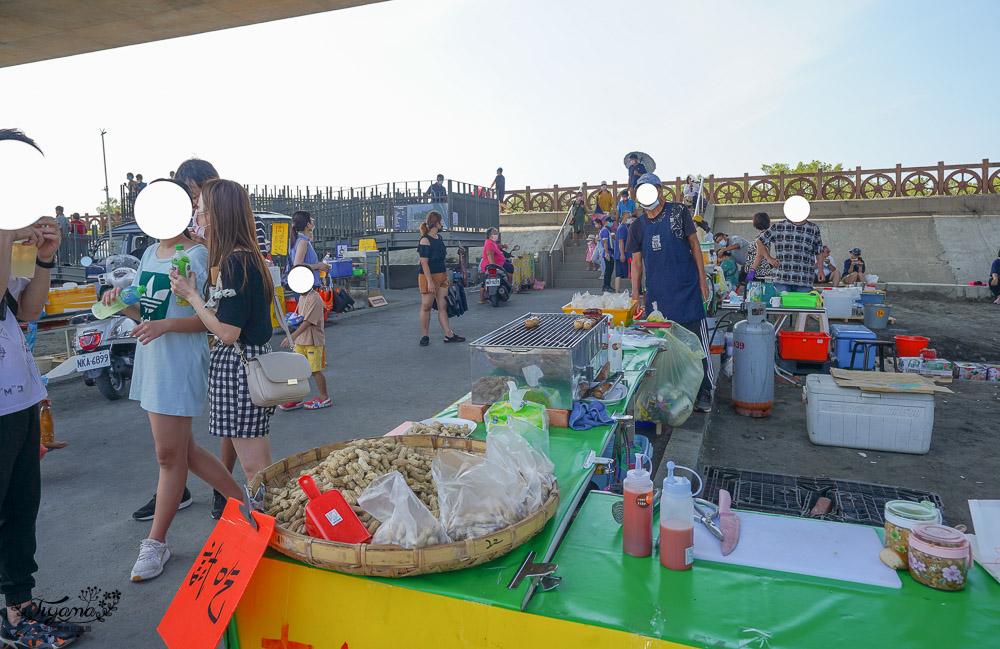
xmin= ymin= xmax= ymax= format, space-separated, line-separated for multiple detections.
xmin=171 ymin=179 xmax=276 ymax=483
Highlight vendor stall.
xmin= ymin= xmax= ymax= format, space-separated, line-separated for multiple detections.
xmin=221 ymin=334 xmax=998 ymax=649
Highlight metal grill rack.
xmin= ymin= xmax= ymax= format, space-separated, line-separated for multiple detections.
xmin=702 ymin=466 xmax=946 ymax=526
xmin=470 ymin=312 xmax=605 ymax=349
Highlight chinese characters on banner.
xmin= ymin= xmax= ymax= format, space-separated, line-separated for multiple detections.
xmin=157 ymin=498 xmax=275 ymax=649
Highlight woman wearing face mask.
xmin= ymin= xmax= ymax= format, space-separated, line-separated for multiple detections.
xmin=100 ymin=179 xmax=244 ymax=581
xmin=479 ymin=228 xmax=503 ymax=303
xmin=170 ymin=180 xmax=278 ymax=499
xmin=286 ymin=211 xmax=330 ymax=294
xmin=417 ymin=211 xmax=464 ymax=346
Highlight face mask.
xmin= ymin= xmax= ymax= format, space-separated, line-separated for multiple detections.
xmin=192 ymin=223 xmax=208 ymax=239
xmin=491 ymin=235 xmax=499 ymax=242
xmin=720 ymin=239 xmax=728 ymax=246
xmin=641 ymin=198 xmax=660 ymax=210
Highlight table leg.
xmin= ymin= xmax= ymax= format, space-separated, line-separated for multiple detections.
xmin=795 ymin=313 xmax=807 ymax=331
xmin=819 ymin=312 xmax=830 ymax=334
xmin=64 ymin=329 xmax=72 ymax=357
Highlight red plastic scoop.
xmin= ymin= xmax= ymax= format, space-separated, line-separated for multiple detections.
xmin=298 ymin=475 xmax=371 ymax=543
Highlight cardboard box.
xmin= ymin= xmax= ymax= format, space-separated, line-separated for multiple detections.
xmin=457 ymin=400 xmax=490 ymax=423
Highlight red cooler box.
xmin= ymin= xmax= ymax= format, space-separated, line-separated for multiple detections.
xmin=778 ymin=331 xmax=831 ymax=362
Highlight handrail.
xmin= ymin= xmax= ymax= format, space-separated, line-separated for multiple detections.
xmin=548 ymin=205 xmax=575 ymax=265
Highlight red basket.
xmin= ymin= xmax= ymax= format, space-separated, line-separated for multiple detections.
xmin=778 ymin=331 xmax=831 ymax=362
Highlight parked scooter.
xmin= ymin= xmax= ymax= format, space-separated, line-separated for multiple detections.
xmin=482 ymin=263 xmax=511 ymax=307
xmin=69 ymin=256 xmax=137 ymax=400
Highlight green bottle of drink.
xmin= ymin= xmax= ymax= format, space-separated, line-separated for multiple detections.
xmin=171 ymin=244 xmax=191 ymax=306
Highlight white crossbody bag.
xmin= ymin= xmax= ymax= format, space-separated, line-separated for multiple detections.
xmin=232 ymin=292 xmax=313 ymax=407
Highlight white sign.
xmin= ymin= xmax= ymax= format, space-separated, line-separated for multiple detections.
xmin=376 ymin=215 xmax=385 ymax=228
xmin=452 ymin=211 xmax=459 ymax=225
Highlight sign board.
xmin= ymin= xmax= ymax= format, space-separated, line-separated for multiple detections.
xmin=359 ymin=238 xmax=377 ymax=252
xmin=271 ymin=222 xmax=289 ymax=259
xmin=452 ymin=211 xmax=459 ymax=226
xmin=368 ymin=295 xmax=388 ymax=308
xmin=158 ymin=499 xmax=275 ymax=649
xmin=376 ymin=215 xmax=385 ymax=228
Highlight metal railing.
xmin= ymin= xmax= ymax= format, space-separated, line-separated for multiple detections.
xmin=502 ymin=158 xmax=1000 ymax=211
xmin=247 ymin=179 xmax=500 ymax=246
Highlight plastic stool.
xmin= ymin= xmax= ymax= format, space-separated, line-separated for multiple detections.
xmin=848 ymin=339 xmax=896 ymax=372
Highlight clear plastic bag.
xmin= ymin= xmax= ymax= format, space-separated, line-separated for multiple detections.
xmin=635 ymin=322 xmax=706 ymax=427
xmin=487 ymin=423 xmax=556 ymax=516
xmin=432 ymin=449 xmax=523 ymax=540
xmin=486 ymin=382 xmax=550 ymax=458
xmin=358 ymin=471 xmax=452 ymax=548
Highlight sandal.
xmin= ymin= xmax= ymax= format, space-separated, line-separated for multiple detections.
xmin=419 ymin=336 xmax=430 ymax=346
xmin=444 ymin=333 xmax=465 ymax=343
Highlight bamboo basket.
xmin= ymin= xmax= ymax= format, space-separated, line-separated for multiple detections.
xmin=250 ymin=435 xmax=560 ymax=577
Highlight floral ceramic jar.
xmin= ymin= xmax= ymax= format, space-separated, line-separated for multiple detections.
xmin=883 ymin=500 xmax=941 ymax=557
xmin=907 ymin=523 xmax=972 ymax=591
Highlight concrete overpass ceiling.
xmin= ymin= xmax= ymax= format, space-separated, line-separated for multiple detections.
xmin=0 ymin=0 xmax=387 ymax=69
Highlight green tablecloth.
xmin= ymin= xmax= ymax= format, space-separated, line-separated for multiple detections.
xmin=263 ymin=345 xmax=660 ymax=611
xmin=526 ymin=491 xmax=1000 ymax=647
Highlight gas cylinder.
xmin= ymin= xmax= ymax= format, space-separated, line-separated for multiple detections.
xmin=732 ymin=301 xmax=775 ymax=417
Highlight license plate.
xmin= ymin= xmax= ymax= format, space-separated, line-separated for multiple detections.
xmin=76 ymin=350 xmax=111 ymax=372
xmin=485 ymin=278 xmax=501 ymax=287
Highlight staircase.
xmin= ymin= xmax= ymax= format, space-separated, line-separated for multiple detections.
xmin=551 ymin=217 xmax=606 ymax=289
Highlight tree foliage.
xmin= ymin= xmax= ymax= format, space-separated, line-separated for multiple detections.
xmin=761 ymin=161 xmax=844 ymax=175
xmin=96 ymin=197 xmax=121 ymax=215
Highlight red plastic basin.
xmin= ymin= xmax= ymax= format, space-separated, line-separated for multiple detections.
xmin=778 ymin=331 xmax=831 ymax=362
xmin=896 ymin=335 xmax=930 ymax=358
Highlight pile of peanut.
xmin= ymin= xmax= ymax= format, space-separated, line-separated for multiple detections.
xmin=264 ymin=438 xmax=438 ymax=537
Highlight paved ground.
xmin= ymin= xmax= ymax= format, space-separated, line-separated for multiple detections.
xmin=33 ymin=287 xmax=577 ymax=648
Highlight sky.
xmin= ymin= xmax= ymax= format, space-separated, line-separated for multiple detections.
xmin=1 ymin=0 xmax=998 ymax=217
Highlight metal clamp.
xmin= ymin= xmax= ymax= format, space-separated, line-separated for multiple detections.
xmin=507 ymin=551 xmax=561 ymax=590
xmin=583 ymin=450 xmax=613 ymax=470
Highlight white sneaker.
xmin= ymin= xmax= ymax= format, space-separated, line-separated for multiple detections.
xmin=131 ymin=538 xmax=170 ymax=582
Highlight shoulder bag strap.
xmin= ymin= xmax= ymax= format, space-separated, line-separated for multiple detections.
xmin=231 ymin=287 xmax=295 ymax=367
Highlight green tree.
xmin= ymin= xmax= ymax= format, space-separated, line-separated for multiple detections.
xmin=96 ymin=197 xmax=121 ymax=215
xmin=761 ymin=160 xmax=844 ymax=175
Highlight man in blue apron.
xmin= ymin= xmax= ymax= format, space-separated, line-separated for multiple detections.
xmin=626 ymin=172 xmax=715 ymax=412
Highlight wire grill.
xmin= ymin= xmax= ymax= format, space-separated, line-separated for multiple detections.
xmin=471 ymin=313 xmax=604 ymax=349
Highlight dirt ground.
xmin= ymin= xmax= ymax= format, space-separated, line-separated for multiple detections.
xmin=701 ymin=291 xmax=1000 ymax=532
xmin=858 ymin=293 xmax=1000 ymax=363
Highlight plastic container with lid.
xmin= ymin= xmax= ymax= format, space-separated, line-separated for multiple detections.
xmin=659 ymin=461 xmax=702 ymax=571
xmin=623 ymin=453 xmax=654 ymax=557
xmin=883 ymin=500 xmax=942 ymax=556
xmin=907 ymin=523 xmax=972 ymax=591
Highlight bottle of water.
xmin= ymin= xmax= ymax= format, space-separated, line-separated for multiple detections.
xmin=91 ymin=285 xmax=145 ymax=319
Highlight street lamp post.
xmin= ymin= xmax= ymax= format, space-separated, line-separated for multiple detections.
xmin=99 ymin=129 xmax=114 ymax=253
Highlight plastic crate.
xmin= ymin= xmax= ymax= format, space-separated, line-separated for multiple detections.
xmin=780 ymin=292 xmax=821 ymax=308
xmin=778 ymin=331 xmax=831 ymax=361
xmin=562 ymin=301 xmax=637 ymax=326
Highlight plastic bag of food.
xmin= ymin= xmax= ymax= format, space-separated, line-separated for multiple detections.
xmin=486 ymin=382 xmax=550 ymax=457
xmin=487 ymin=422 xmax=556 ymax=515
xmin=431 ymin=449 xmax=522 ymax=540
xmin=358 ymin=471 xmax=452 ymax=548
xmin=635 ymin=322 xmax=705 ymax=427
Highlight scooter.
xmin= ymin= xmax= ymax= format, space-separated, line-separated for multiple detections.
xmin=482 ymin=263 xmax=511 ymax=307
xmin=68 ymin=256 xmax=137 ymax=400
xmin=69 ymin=311 xmax=136 ymax=400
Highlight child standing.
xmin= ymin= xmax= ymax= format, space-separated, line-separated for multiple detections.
xmin=279 ymin=287 xmax=330 ymax=410
xmin=585 ymin=234 xmax=598 ymax=271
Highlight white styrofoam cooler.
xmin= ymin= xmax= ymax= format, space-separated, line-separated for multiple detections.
xmin=822 ymin=291 xmax=855 ymax=318
xmin=803 ymin=374 xmax=934 ymax=454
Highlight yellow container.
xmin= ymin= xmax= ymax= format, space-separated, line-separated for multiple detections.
xmin=45 ymin=284 xmax=99 ymax=314
xmin=270 ymin=286 xmax=286 ymax=328
xmin=561 ymin=301 xmax=637 ymax=326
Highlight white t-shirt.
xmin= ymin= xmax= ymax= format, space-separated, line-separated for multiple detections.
xmin=0 ymin=277 xmax=47 ymax=416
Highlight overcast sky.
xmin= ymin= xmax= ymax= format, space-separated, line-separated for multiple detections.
xmin=1 ymin=0 xmax=997 ymax=217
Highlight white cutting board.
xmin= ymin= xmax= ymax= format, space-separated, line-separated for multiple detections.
xmin=692 ymin=511 xmax=902 ymax=588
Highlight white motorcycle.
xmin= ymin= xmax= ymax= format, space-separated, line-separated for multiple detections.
xmin=68 ymin=256 xmax=138 ymax=400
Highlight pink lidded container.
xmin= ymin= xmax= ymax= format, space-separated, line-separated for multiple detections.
xmin=907 ymin=523 xmax=972 ymax=591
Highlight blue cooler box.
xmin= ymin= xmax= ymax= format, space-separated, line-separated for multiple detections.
xmin=591 ymin=434 xmax=651 ymax=490
xmin=831 ymin=323 xmax=877 ymax=370
xmin=328 ymin=259 xmax=353 ymax=278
